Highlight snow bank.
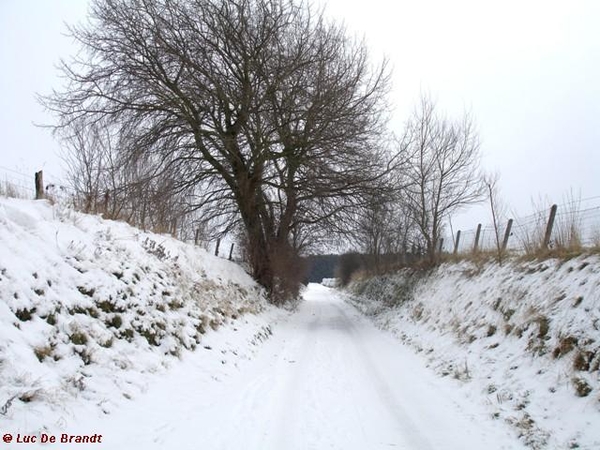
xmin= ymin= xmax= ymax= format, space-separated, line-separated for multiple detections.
xmin=321 ymin=277 xmax=339 ymax=287
xmin=0 ymin=198 xmax=269 ymax=433
xmin=345 ymin=257 xmax=600 ymax=450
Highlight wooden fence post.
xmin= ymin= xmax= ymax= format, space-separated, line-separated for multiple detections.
xmin=438 ymin=238 xmax=444 ymax=255
xmin=501 ymin=219 xmax=513 ymax=252
xmin=215 ymin=238 xmax=221 ymax=257
xmin=195 ymin=228 xmax=200 ymax=246
xmin=454 ymin=230 xmax=461 ymax=254
xmin=34 ymin=171 xmax=44 ymax=200
xmin=473 ymin=223 xmax=482 ymax=253
xmin=228 ymin=243 xmax=234 ymax=261
xmin=543 ymin=204 xmax=558 ymax=249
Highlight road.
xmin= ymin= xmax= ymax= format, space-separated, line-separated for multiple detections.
xmin=89 ymin=284 xmax=523 ymax=449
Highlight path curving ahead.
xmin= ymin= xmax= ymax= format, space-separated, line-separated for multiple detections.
xmin=87 ymin=284 xmax=525 ymax=450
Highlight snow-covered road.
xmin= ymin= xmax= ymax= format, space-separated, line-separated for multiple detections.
xmin=73 ymin=284 xmax=524 ymax=449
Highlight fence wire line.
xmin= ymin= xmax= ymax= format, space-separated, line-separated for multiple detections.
xmin=0 ymin=167 xmax=74 ymax=199
xmin=447 ymin=199 xmax=600 ymax=254
xmin=2 ymin=167 xmax=600 ymax=254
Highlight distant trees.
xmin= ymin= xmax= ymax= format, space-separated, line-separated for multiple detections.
xmin=350 ymin=94 xmax=484 ymax=270
xmin=60 ymin=118 xmax=193 ymax=237
xmin=353 ymin=189 xmax=418 ymax=273
xmin=44 ymin=0 xmax=391 ymax=302
xmin=398 ymin=95 xmax=484 ymax=263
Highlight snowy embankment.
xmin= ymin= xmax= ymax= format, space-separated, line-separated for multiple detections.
xmin=345 ymin=258 xmax=600 ymax=450
xmin=0 ymin=198 xmax=274 ymax=435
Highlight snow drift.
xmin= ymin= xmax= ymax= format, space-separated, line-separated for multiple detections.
xmin=345 ymin=258 xmax=600 ymax=449
xmin=0 ymin=198 xmax=269 ymax=433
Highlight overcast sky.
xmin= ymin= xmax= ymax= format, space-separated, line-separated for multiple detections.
xmin=1 ymin=0 xmax=599 ymax=231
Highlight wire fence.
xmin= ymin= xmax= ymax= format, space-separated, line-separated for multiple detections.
xmin=443 ymin=196 xmax=600 ymax=255
xmin=0 ymin=165 xmax=74 ymax=201
xmin=3 ymin=165 xmax=600 ymax=257
xmin=0 ymin=166 xmax=241 ymax=259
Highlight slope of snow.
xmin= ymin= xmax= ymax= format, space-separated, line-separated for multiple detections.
xmin=22 ymin=284 xmax=526 ymax=450
xmin=0 ymin=197 xmax=273 ymax=435
xmin=345 ymin=258 xmax=600 ymax=449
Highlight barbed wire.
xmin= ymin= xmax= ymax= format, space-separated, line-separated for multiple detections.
xmin=0 ymin=166 xmax=74 ymax=199
xmin=3 ymin=166 xmax=599 ymax=255
xmin=447 ymin=197 xmax=600 ymax=254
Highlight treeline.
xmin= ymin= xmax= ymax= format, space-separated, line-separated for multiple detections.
xmin=45 ymin=0 xmax=485 ymax=303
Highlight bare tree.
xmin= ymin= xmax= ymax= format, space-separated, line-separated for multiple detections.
xmin=399 ymin=94 xmax=484 ymax=263
xmin=60 ymin=117 xmax=192 ymax=235
xmin=43 ymin=0 xmax=391 ymax=302
xmin=483 ymin=172 xmax=508 ymax=262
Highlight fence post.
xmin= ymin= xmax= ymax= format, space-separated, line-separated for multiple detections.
xmin=501 ymin=219 xmax=513 ymax=252
xmin=473 ymin=223 xmax=482 ymax=253
xmin=543 ymin=204 xmax=558 ymax=249
xmin=215 ymin=238 xmax=221 ymax=257
xmin=34 ymin=171 xmax=44 ymax=200
xmin=228 ymin=243 xmax=234 ymax=261
xmin=195 ymin=229 xmax=200 ymax=246
xmin=438 ymin=238 xmax=444 ymax=255
xmin=454 ymin=230 xmax=461 ymax=254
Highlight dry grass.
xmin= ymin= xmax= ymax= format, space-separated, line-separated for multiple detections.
xmin=0 ymin=180 xmax=30 ymax=199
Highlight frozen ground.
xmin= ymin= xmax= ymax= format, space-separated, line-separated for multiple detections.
xmin=0 ymin=197 xmax=270 ymax=438
xmin=2 ymin=196 xmax=593 ymax=449
xmin=19 ymin=284 xmax=525 ymax=450
xmin=345 ymin=260 xmax=600 ymax=449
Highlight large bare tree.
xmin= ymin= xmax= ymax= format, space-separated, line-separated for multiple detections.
xmin=399 ymin=95 xmax=484 ymax=263
xmin=43 ymin=0 xmax=390 ymax=302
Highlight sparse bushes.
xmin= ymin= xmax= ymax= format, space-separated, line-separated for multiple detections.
xmin=69 ymin=331 xmax=88 ymax=346
xmin=336 ymin=253 xmax=364 ymax=286
xmin=269 ymin=241 xmax=308 ymax=305
xmin=346 ymin=269 xmax=421 ymax=308
xmin=0 ymin=179 xmax=28 ymax=199
xmin=14 ymin=308 xmax=36 ymax=322
xmin=572 ymin=377 xmax=592 ymax=397
xmin=33 ymin=345 xmax=54 ymax=362
xmin=553 ymin=336 xmax=578 ymax=359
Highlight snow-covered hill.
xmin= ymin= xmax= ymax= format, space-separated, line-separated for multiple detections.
xmin=345 ymin=258 xmax=600 ymax=450
xmin=0 ymin=198 xmax=274 ymax=435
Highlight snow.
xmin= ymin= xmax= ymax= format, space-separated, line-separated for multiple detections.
xmin=345 ymin=259 xmax=600 ymax=449
xmin=321 ymin=277 xmax=339 ymax=287
xmin=0 ymin=197 xmax=271 ymax=436
xmin=2 ymin=195 xmax=594 ymax=450
xmin=15 ymin=284 xmax=526 ymax=449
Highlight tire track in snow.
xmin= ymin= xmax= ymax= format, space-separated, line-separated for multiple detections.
xmin=93 ymin=284 xmax=525 ymax=450
xmin=329 ymin=301 xmax=435 ymax=450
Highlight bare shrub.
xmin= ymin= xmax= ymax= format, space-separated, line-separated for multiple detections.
xmin=483 ymin=172 xmax=508 ymax=263
xmin=554 ymin=191 xmax=583 ymax=252
xmin=269 ymin=241 xmax=308 ymax=305
xmin=572 ymin=377 xmax=592 ymax=397
xmin=0 ymin=179 xmax=28 ymax=199
xmin=514 ymin=199 xmax=550 ymax=256
xmin=336 ymin=253 xmax=364 ymax=286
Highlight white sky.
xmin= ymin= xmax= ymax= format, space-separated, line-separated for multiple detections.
xmin=1 ymin=0 xmax=599 ymax=231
